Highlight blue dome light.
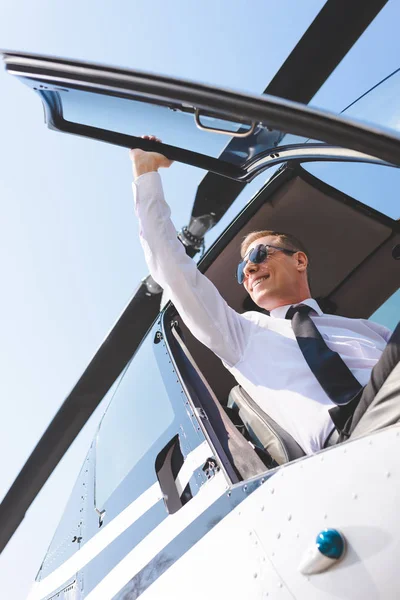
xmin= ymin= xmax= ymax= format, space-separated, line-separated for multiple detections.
xmin=316 ymin=529 xmax=345 ymax=559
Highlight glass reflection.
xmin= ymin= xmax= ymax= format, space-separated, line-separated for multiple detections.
xmin=95 ymin=336 xmax=175 ymax=508
xmin=342 ymin=68 xmax=400 ymax=135
xmin=302 ymin=161 xmax=399 ymax=219
xmin=58 ymin=88 xmax=284 ymax=165
xmin=370 ymin=288 xmax=400 ymax=331
xmin=61 ymin=89 xmax=241 ymax=161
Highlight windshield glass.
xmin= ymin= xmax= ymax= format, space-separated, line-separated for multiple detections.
xmin=282 ymin=69 xmax=400 ymax=201
xmin=95 ymin=335 xmax=175 ymax=508
xmin=58 ymin=88 xmax=285 ymax=166
xmin=302 ymin=161 xmax=399 ymax=219
xmin=371 ymin=288 xmax=400 ymax=331
xmin=341 ymin=68 xmax=400 ymax=135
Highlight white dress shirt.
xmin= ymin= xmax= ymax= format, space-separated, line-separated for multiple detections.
xmin=133 ymin=172 xmax=392 ymax=455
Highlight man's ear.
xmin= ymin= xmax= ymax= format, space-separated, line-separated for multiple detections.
xmin=295 ymin=251 xmax=308 ymax=272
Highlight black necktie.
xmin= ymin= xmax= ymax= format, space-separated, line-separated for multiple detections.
xmin=286 ymin=304 xmax=363 ymax=406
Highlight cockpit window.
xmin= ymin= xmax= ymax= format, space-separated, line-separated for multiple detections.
xmin=52 ymin=86 xmax=285 ymax=167
xmin=302 ymin=161 xmax=399 ymax=219
xmin=95 ymin=334 xmax=175 ymax=508
xmin=300 ymin=69 xmax=400 ymax=220
xmin=341 ymin=68 xmax=400 ymax=136
xmin=370 ymin=288 xmax=400 ymax=331
xmin=61 ymin=89 xmax=249 ymax=163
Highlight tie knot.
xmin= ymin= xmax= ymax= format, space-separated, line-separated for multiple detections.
xmin=285 ymin=304 xmax=313 ymax=320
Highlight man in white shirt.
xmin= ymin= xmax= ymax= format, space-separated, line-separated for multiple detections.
xmin=129 ymin=138 xmax=399 ymax=456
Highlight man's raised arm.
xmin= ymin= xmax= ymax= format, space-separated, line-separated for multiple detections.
xmin=129 ymin=138 xmax=251 ymax=368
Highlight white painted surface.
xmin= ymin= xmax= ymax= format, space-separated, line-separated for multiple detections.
xmin=27 ymin=441 xmax=211 ymax=600
xmin=29 ymin=426 xmax=400 ymax=600
xmin=243 ymin=426 xmax=400 ymax=599
xmin=139 ymin=488 xmax=292 ymax=600
xmin=174 ymin=440 xmax=210 ymax=496
xmin=85 ymin=472 xmax=228 ymax=600
xmin=27 ymin=483 xmax=163 ymax=600
xmin=298 ymin=545 xmax=339 ymax=575
xmin=139 ymin=426 xmax=400 ymax=600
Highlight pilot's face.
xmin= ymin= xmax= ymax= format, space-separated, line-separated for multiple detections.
xmin=242 ymin=235 xmax=305 ymax=310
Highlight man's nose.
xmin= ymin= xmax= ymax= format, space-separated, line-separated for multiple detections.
xmin=243 ymin=260 xmax=259 ymax=278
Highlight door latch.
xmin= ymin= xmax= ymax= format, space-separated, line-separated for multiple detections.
xmin=202 ymin=457 xmax=219 ymax=480
xmin=194 ymin=407 xmax=208 ymax=420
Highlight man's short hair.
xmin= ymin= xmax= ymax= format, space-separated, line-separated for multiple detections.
xmin=240 ymin=229 xmax=312 ymax=289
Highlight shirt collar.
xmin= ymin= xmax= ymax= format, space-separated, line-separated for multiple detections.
xmin=270 ymin=298 xmax=323 ymax=319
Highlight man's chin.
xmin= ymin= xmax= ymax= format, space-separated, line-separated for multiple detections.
xmin=251 ymin=287 xmax=275 ymax=310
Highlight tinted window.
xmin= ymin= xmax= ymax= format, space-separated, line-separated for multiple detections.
xmin=302 ymin=161 xmax=399 ymax=219
xmin=370 ymin=288 xmax=400 ymax=331
xmin=51 ymin=87 xmax=285 ymax=166
xmin=294 ymin=70 xmax=400 ymax=218
xmin=62 ymin=89 xmax=233 ymax=157
xmin=37 ymin=447 xmax=94 ymax=580
xmin=342 ymin=68 xmax=400 ymax=136
xmin=95 ymin=335 xmax=175 ymax=508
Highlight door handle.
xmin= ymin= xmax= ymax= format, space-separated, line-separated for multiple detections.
xmin=194 ymin=109 xmax=256 ymax=137
xmin=155 ymin=435 xmax=192 ymax=514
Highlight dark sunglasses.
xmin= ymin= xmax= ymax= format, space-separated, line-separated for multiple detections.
xmin=236 ymin=243 xmax=297 ymax=284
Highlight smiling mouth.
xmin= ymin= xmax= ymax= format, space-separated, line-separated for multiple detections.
xmin=252 ymin=275 xmax=270 ymax=289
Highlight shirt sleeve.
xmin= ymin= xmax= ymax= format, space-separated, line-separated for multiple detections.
xmin=132 ymin=171 xmax=252 ymax=367
xmin=362 ymin=319 xmax=393 ymax=343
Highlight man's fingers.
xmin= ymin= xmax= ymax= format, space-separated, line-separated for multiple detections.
xmin=141 ymin=134 xmax=162 ymax=143
xmin=129 ymin=134 xmax=170 ymax=172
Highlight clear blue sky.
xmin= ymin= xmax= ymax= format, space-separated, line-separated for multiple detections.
xmin=0 ymin=1 xmax=400 ymax=598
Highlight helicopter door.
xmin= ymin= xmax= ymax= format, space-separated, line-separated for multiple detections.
xmin=3 ymin=51 xmax=400 ymax=185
